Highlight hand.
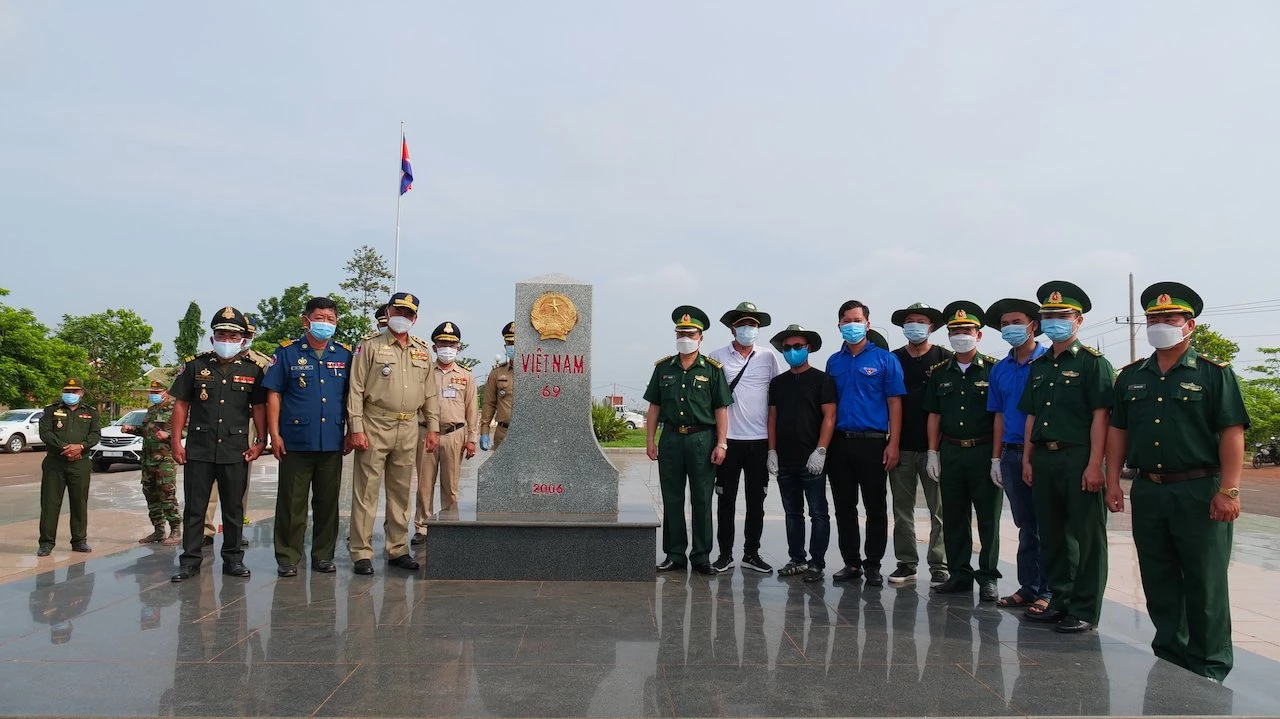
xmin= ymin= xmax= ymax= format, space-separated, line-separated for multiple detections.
xmin=64 ymin=444 xmax=83 ymax=461
xmin=479 ymin=434 xmax=492 ymax=452
xmin=1082 ymin=464 xmax=1104 ymax=493
xmin=805 ymin=449 xmax=825 ymax=476
xmin=711 ymin=445 xmax=727 ymax=466
xmin=172 ymin=441 xmax=186 ymax=465
xmin=883 ymin=443 xmax=900 ymax=472
xmin=423 ymin=431 xmax=439 ymax=453
xmin=1022 ymin=460 xmax=1033 ymax=487
xmin=925 ymin=449 xmax=941 ymax=481
xmin=464 ymin=441 xmax=477 ymax=459
xmin=990 ymin=458 xmax=1004 ymax=488
xmin=645 ymin=439 xmax=659 ymax=461
xmin=350 ymin=432 xmax=369 ymax=451
xmin=244 ymin=442 xmax=265 ymax=462
xmin=156 ymin=430 xmax=169 ymax=441
xmin=767 ymin=449 xmax=779 ymax=476
xmin=271 ymin=435 xmax=286 ymax=460
xmin=342 ymin=435 xmax=354 ymax=455
xmin=1209 ymin=493 xmax=1241 ymax=522
xmin=1106 ymin=484 xmax=1125 ymax=513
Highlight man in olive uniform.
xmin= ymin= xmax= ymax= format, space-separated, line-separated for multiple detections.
xmin=169 ymin=307 xmax=268 ymax=582
xmin=347 ymin=291 xmax=440 ymax=576
xmin=36 ymin=378 xmax=101 ymax=556
xmin=125 ymin=380 xmax=180 ymax=546
xmin=412 ymin=321 xmax=479 ymax=544
xmin=205 ymin=315 xmax=269 ymax=544
xmin=644 ymin=306 xmax=733 ymax=575
xmin=923 ymin=302 xmax=1002 ymax=600
xmin=1018 ymin=281 xmax=1114 ymax=632
xmin=1105 ymin=282 xmax=1247 ymax=681
xmin=480 ymin=322 xmax=515 ymax=451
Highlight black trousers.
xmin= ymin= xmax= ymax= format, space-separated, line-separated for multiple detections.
xmin=827 ymin=434 xmax=889 ymax=570
xmin=715 ymin=439 xmax=769 ymax=557
xmin=179 ymin=460 xmax=247 ymax=568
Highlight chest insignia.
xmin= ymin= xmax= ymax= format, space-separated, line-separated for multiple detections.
xmin=1180 ymin=382 xmax=1203 ymax=392
xmin=1061 ymin=370 xmax=1080 ymax=378
xmin=78 ymin=413 xmax=92 ymax=419
xmin=1127 ymin=383 xmax=1145 ymax=391
xmin=381 ymin=364 xmax=393 ymax=377
xmin=232 ymin=375 xmax=255 ymax=384
xmin=198 ymin=368 xmax=212 ymax=378
xmin=862 ymin=367 xmax=878 ymax=376
xmin=939 ymin=381 xmax=953 ymax=390
xmin=297 ymin=357 xmax=307 ymax=365
xmin=695 ymin=375 xmax=710 ymax=382
xmin=53 ymin=410 xmax=67 ymax=417
xmin=661 ymin=375 xmax=674 ymax=381
xmin=409 ymin=348 xmax=430 ymax=361
xmin=974 ymin=381 xmax=989 ymax=388
xmin=325 ymin=361 xmax=346 ymax=369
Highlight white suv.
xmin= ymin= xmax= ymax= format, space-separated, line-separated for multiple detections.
xmin=90 ymin=409 xmax=148 ymax=472
xmin=0 ymin=409 xmax=46 ymax=453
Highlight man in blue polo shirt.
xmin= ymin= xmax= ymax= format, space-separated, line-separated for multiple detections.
xmin=824 ymin=300 xmax=906 ymax=586
xmin=984 ymin=298 xmax=1050 ymax=612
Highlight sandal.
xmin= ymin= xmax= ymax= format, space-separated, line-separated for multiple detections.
xmin=1023 ymin=598 xmax=1052 ymax=616
xmin=997 ymin=592 xmax=1031 ymax=608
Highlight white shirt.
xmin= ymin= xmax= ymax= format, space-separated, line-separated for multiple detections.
xmin=708 ymin=343 xmax=787 ymax=440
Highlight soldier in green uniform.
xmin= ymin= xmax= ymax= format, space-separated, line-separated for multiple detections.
xmin=125 ymin=380 xmax=181 ymax=546
xmin=644 ymin=306 xmax=733 ymax=575
xmin=1018 ymin=281 xmax=1115 ymax=633
xmin=923 ymin=302 xmax=1002 ymax=600
xmin=35 ymin=378 xmax=101 ymax=556
xmin=1105 ymin=282 xmax=1247 ymax=681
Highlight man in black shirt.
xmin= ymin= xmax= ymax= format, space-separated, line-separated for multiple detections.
xmin=767 ymin=324 xmax=837 ymax=583
xmin=887 ymin=302 xmax=951 ymax=587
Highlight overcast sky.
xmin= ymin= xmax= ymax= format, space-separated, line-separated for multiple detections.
xmin=3 ymin=2 xmax=1278 ymax=406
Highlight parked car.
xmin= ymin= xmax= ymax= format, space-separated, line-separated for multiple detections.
xmin=617 ymin=410 xmax=646 ymax=430
xmin=0 ymin=409 xmax=46 ymax=453
xmin=90 ymin=409 xmax=148 ymax=472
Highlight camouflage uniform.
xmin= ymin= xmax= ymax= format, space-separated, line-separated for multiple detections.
xmin=129 ymin=393 xmax=180 ymax=529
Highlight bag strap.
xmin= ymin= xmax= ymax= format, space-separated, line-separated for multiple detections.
xmin=728 ymin=351 xmax=755 ymax=393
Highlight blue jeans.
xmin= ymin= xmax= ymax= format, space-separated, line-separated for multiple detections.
xmin=777 ymin=463 xmax=830 ymax=569
xmin=1001 ymin=448 xmax=1050 ymax=599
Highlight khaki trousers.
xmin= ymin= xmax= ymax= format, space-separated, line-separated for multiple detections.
xmin=493 ymin=424 xmax=508 ymax=449
xmin=349 ymin=416 xmax=418 ymax=561
xmin=415 ymin=426 xmax=465 ymax=529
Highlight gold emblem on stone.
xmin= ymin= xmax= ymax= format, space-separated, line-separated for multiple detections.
xmin=221 ymin=306 xmax=236 ymax=319
xmin=530 ymin=292 xmax=578 ymax=341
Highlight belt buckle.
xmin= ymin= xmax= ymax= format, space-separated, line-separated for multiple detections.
xmin=960 ymin=439 xmax=975 ymax=448
xmin=677 ymin=426 xmax=690 ymax=434
xmin=1046 ymin=441 xmax=1060 ymax=451
xmin=1149 ymin=473 xmax=1163 ymax=484
xmin=397 ymin=412 xmax=413 ymax=421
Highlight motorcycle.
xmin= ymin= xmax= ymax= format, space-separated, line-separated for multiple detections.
xmin=1252 ymin=437 xmax=1280 ymax=469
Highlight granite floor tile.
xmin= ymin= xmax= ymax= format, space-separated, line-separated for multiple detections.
xmin=408 ymin=594 xmax=656 ymax=628
xmin=244 ymin=622 xmax=528 ymax=664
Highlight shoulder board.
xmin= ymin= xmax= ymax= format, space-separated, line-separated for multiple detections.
xmin=1083 ymin=345 xmax=1104 ymax=357
xmin=705 ymin=356 xmax=724 ymax=369
xmin=183 ymin=355 xmax=195 ymax=363
xmin=654 ymin=355 xmax=673 ymax=366
xmin=338 ymin=342 xmax=352 ymax=351
xmin=195 ymin=350 xmax=215 ymax=358
xmin=981 ymin=354 xmax=1000 ymax=366
xmin=359 ymin=331 xmax=378 ymax=341
xmin=929 ymin=359 xmax=951 ymax=372
xmin=1201 ymin=354 xmax=1229 ymax=368
xmin=279 ymin=338 xmax=294 ymax=348
xmin=410 ymin=335 xmax=429 ymax=345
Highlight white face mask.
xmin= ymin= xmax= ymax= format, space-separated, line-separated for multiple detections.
xmin=212 ymin=339 xmax=244 ymax=359
xmin=949 ymin=334 xmax=978 ymax=354
xmin=676 ymin=337 xmax=700 ymax=355
xmin=734 ymin=325 xmax=760 ymax=346
xmin=387 ymin=316 xmax=414 ymax=334
xmin=1146 ymin=322 xmax=1188 ymax=350
xmin=436 ymin=347 xmax=458 ymax=364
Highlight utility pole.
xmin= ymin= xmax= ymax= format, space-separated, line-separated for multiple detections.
xmin=1128 ymin=272 xmax=1137 ymax=363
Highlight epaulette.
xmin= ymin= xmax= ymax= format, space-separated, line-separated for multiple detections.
xmin=183 ymin=355 xmax=195 ymax=363
xmin=279 ymin=338 xmax=295 ymax=348
xmin=338 ymin=342 xmax=352 ymax=352
xmin=655 ymin=355 xmax=673 ymax=366
xmin=981 ymin=354 xmax=999 ymax=366
xmin=929 ymin=359 xmax=950 ymax=372
xmin=250 ymin=355 xmax=268 ymax=368
xmin=1201 ymin=354 xmax=1229 ymax=368
xmin=359 ymin=331 xmax=379 ymax=341
xmin=705 ymin=356 xmax=724 ymax=369
xmin=1083 ymin=345 xmax=1104 ymax=357
xmin=195 ymin=350 xmax=215 ymax=359
xmin=410 ymin=334 xmax=430 ymax=347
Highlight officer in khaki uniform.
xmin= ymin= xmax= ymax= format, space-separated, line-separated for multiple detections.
xmin=922 ymin=302 xmax=1003 ymax=600
xmin=1018 ymin=281 xmax=1115 ymax=633
xmin=36 ymin=378 xmax=101 ymax=556
xmin=205 ymin=314 xmax=270 ymax=543
xmin=1105 ymin=282 xmax=1248 ymax=681
xmin=480 ymin=322 xmax=515 ymax=451
xmin=347 ymin=291 xmax=440 ymax=575
xmin=412 ymin=321 xmax=479 ymax=544
xmin=644 ymin=306 xmax=733 ymax=575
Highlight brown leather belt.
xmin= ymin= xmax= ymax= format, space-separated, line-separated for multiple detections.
xmin=673 ymin=424 xmax=713 ymax=435
xmin=423 ymin=422 xmax=465 ymax=434
xmin=1035 ymin=440 xmax=1078 ymax=452
xmin=1002 ymin=442 xmax=1024 ymax=452
xmin=1139 ymin=467 xmax=1220 ymax=485
xmin=942 ymin=435 xmax=993 ymax=448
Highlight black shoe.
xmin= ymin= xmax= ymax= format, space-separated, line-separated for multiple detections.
xmin=655 ymin=559 xmax=684 ymax=572
xmin=778 ymin=561 xmax=809 ymax=577
xmin=410 ymin=532 xmax=426 ymax=546
xmin=223 ymin=562 xmax=251 ymax=578
xmin=36 ymin=544 xmax=53 ymax=557
xmin=240 ymin=538 xmax=249 ymax=547
xmin=832 ymin=565 xmax=863 ymax=582
xmin=353 ymin=559 xmax=374 ymax=575
xmin=1054 ymin=615 xmax=1097 ymax=633
xmin=1024 ymin=606 xmax=1067 ymax=623
xmin=171 ymin=565 xmax=200 ymax=582
xmin=930 ymin=569 xmax=951 ymax=588
xmin=741 ymin=554 xmax=773 ymax=574
xmin=693 ymin=563 xmax=717 ymax=575
xmin=71 ymin=541 xmax=91 ymax=553
xmin=202 ymin=535 xmax=214 ymax=548
xmin=979 ymin=581 xmax=999 ymax=602
xmin=933 ymin=577 xmax=975 ymax=594
xmin=711 ymin=555 xmax=734 ymax=572
xmin=887 ymin=564 xmax=916 ymax=584
xmin=311 ymin=559 xmax=336 ymax=573
xmin=277 ymin=565 xmax=298 ymax=577
xmin=802 ymin=567 xmax=825 ymax=583
xmin=388 ymin=554 xmax=420 ymax=571
xmin=864 ymin=568 xmax=884 ymax=586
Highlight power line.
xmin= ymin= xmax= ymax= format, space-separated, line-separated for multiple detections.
xmin=1203 ymin=298 xmax=1280 ymax=311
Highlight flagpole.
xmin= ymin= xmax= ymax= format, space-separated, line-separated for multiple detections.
xmin=394 ymin=120 xmax=404 ymax=292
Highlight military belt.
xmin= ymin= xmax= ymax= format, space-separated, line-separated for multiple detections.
xmin=368 ymin=406 xmax=416 ymax=421
xmin=837 ymin=430 xmax=888 ymax=440
xmin=1035 ymin=440 xmax=1079 ymax=452
xmin=497 ymin=421 xmax=511 ymax=429
xmin=942 ymin=435 xmax=993 ymax=449
xmin=441 ymin=422 xmax=465 ymax=435
xmin=1139 ymin=467 xmax=1220 ymax=485
xmin=672 ymin=424 xmax=713 ymax=435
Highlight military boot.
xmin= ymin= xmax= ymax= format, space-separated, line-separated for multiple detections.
xmin=138 ymin=524 xmax=166 ymax=544
xmin=162 ymin=524 xmax=182 ymax=547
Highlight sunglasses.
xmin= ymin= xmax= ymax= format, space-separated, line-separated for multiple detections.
xmin=781 ymin=343 xmax=808 ymax=350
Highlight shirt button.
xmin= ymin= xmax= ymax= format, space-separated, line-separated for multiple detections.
xmin=679 ymin=412 xmax=685 ymax=416
xmin=1157 ymin=463 xmax=1163 ymax=469
xmin=1154 ymin=441 xmax=1160 ymax=447
xmin=217 ymin=438 xmax=222 ymax=443
xmin=1160 ymin=377 xmax=1166 ymax=381
xmin=320 ymin=379 xmax=325 ymax=384
xmin=321 ymin=417 xmax=326 ymax=422
xmin=220 ymin=399 xmax=225 ymax=404
xmin=1049 ymin=382 xmax=1055 ymax=387
xmin=1157 ymin=397 xmax=1163 ymax=403
xmin=1045 ymin=401 xmax=1052 ymax=406
xmin=959 ymin=421 xmax=965 ymax=426
xmin=1155 ymin=419 xmax=1161 ymax=424
xmin=217 ymin=419 xmax=222 ymax=423
xmin=321 ymin=398 xmax=327 ymax=403
xmin=682 ymin=384 xmax=686 ymax=388
xmin=222 ymin=379 xmax=227 ymax=384
xmin=960 ymin=406 xmax=965 ymax=410
xmin=1043 ymin=421 xmax=1049 ymax=426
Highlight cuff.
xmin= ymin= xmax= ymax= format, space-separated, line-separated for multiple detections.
xmin=350 ymin=417 xmax=365 ymax=434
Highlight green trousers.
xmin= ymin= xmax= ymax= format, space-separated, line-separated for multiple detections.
xmin=939 ymin=443 xmax=1003 ymax=583
xmin=658 ymin=430 xmax=716 ymax=566
xmin=273 ymin=451 xmax=344 ymax=567
xmin=39 ymin=454 xmax=91 ymax=546
xmin=1130 ymin=475 xmax=1233 ymax=681
xmin=888 ymin=450 xmax=946 ymax=571
xmin=1031 ymin=445 xmax=1108 ymax=623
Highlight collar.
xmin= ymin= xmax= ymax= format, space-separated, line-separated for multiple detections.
xmin=1140 ymin=345 xmax=1198 ymax=373
xmin=843 ymin=340 xmax=870 ymax=357
xmin=1036 ymin=339 xmax=1082 ymax=362
xmin=1005 ymin=342 xmax=1048 ymax=365
xmin=299 ymin=336 xmax=332 ymax=356
xmin=947 ymin=353 xmax=986 ymax=372
xmin=670 ymin=354 xmax=705 ymax=368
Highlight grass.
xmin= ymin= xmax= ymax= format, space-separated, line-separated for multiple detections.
xmin=600 ymin=428 xmax=658 ymax=448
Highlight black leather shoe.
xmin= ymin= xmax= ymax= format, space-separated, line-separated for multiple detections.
xmin=388 ymin=554 xmax=420 ymax=571
xmin=655 ymin=559 xmax=684 ymax=572
xmin=832 ymin=565 xmax=863 ymax=582
xmin=240 ymin=538 xmax=249 ymax=547
xmin=311 ymin=559 xmax=336 ymax=573
xmin=864 ymin=567 xmax=884 ymax=586
xmin=71 ymin=541 xmax=92 ymax=553
xmin=1024 ymin=606 xmax=1067 ymax=623
xmin=933 ymin=577 xmax=975 ymax=594
xmin=223 ymin=562 xmax=250 ymax=578
xmin=171 ymin=566 xmax=200 ymax=582
xmin=410 ymin=532 xmax=426 ymax=546
xmin=979 ymin=581 xmax=999 ymax=602
xmin=693 ymin=563 xmax=717 ymax=575
xmin=36 ymin=544 xmax=53 ymax=557
xmin=1054 ymin=615 xmax=1097 ymax=633
xmin=353 ymin=559 xmax=374 ymax=575
xmin=277 ymin=565 xmax=297 ymax=577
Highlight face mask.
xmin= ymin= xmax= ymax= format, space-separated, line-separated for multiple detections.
xmin=505 ymin=345 xmax=516 ymax=360
xmin=903 ymin=322 xmax=931 ymax=344
xmin=308 ymin=320 xmax=336 ymax=341
xmin=213 ymin=340 xmax=243 ymax=359
xmin=436 ymin=347 xmax=458 ymax=363
xmin=1000 ymin=325 xmax=1029 ymax=347
xmin=949 ymin=334 xmax=978 ymax=353
xmin=62 ymin=393 xmax=80 ymax=406
xmin=149 ymin=393 xmax=164 ymax=405
xmin=734 ymin=325 xmax=760 ymax=346
xmin=839 ymin=322 xmax=867 ymax=344
xmin=1040 ymin=318 xmax=1076 ymax=343
xmin=1147 ymin=322 xmax=1188 ymax=350
xmin=676 ymin=337 xmax=700 ymax=355
xmin=387 ymin=316 xmax=414 ymax=334
xmin=782 ymin=347 xmax=809 ymax=368
xmin=377 ymin=326 xmax=388 ymax=335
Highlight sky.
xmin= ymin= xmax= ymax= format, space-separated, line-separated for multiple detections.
xmin=3 ymin=1 xmax=1279 ymax=407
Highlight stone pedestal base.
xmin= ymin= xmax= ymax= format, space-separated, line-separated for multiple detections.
xmin=424 ymin=502 xmax=659 ymax=582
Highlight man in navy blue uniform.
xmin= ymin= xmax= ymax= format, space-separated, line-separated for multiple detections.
xmin=264 ymin=296 xmax=353 ymax=577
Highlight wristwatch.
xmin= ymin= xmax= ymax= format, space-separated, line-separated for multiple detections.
xmin=1218 ymin=487 xmax=1240 ymax=499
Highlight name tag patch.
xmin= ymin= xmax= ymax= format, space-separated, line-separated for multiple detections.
xmin=232 ymin=376 xmax=256 ymax=384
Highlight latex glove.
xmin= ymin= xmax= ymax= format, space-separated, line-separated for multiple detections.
xmin=990 ymin=458 xmax=1003 ymax=488
xmin=806 ymin=448 xmax=825 ymax=475
xmin=479 ymin=434 xmax=492 ymax=451
xmin=766 ymin=449 xmax=779 ymax=475
xmin=925 ymin=449 xmax=941 ymax=481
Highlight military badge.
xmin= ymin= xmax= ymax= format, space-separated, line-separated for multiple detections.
xmin=1180 ymin=382 xmax=1203 ymax=392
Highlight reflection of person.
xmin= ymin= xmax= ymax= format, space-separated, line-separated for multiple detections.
xmin=36 ymin=377 xmax=101 ymax=556
xmin=1106 ymin=282 xmax=1247 ymax=682
xmin=126 ymin=381 xmax=181 ymax=545
xmin=412 ymin=321 xmax=478 ymax=544
xmin=28 ymin=563 xmax=95 ymax=644
xmin=479 ymin=322 xmax=515 ymax=451
xmin=114 ymin=550 xmax=176 ymax=631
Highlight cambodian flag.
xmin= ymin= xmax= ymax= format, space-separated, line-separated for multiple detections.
xmin=399 ymin=137 xmax=414 ymax=195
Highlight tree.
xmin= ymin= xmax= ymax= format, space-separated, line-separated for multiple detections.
xmin=56 ymin=309 xmax=162 ymax=417
xmin=0 ymin=289 xmax=91 ymax=408
xmin=1242 ymin=382 xmax=1280 ymax=446
xmin=1190 ymin=323 xmax=1240 ymax=364
xmin=339 ymin=245 xmax=394 ymax=330
xmin=174 ymin=301 xmax=204 ymax=360
xmin=251 ymin=284 xmax=365 ymax=356
xmin=1247 ymin=347 xmax=1280 ymax=393
xmin=456 ymin=342 xmax=481 ymax=371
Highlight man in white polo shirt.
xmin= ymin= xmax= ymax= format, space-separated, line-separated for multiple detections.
xmin=710 ymin=302 xmax=787 ymax=573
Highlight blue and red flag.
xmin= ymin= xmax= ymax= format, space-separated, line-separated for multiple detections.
xmin=399 ymin=137 xmax=414 ymax=195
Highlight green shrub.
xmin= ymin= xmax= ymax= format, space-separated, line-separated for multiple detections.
xmin=591 ymin=401 xmax=629 ymax=443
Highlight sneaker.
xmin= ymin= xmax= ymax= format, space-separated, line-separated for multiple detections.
xmin=930 ymin=570 xmax=950 ymax=588
xmin=802 ymin=567 xmax=825 ymax=583
xmin=711 ymin=555 xmax=735 ymax=572
xmin=863 ymin=567 xmax=883 ymax=586
xmin=741 ymin=554 xmax=773 ymax=574
xmin=778 ymin=561 xmax=809 ymax=577
xmin=887 ymin=564 xmax=916 ymax=584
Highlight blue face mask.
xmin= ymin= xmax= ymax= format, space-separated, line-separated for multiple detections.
xmin=902 ymin=322 xmax=931 ymax=344
xmin=782 ymin=347 xmax=810 ymax=368
xmin=734 ymin=326 xmax=760 ymax=346
xmin=505 ymin=345 xmax=516 ymax=360
xmin=1041 ymin=318 xmax=1076 ymax=343
xmin=1000 ymin=325 xmax=1029 ymax=347
xmin=149 ymin=393 xmax=164 ymax=405
xmin=839 ymin=322 xmax=867 ymax=344
xmin=308 ymin=321 xmax=336 ymax=341
xmin=62 ymin=393 xmax=80 ymax=406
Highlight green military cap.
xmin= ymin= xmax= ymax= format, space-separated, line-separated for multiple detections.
xmin=1141 ymin=281 xmax=1203 ymax=317
xmin=210 ymin=305 xmax=248 ymax=333
xmin=501 ymin=321 xmax=516 ymax=342
xmin=1036 ymin=281 xmax=1091 ymax=314
xmin=432 ymin=321 xmax=462 ymax=343
xmin=389 ymin=291 xmax=420 ymax=314
xmin=769 ymin=323 xmax=823 ymax=353
xmin=720 ymin=301 xmax=772 ymax=328
xmin=942 ymin=301 xmax=985 ymax=328
xmin=148 ymin=380 xmax=165 ymax=392
xmin=984 ymin=298 xmax=1042 ymax=331
xmin=672 ymin=305 xmax=710 ymax=332
xmin=890 ymin=302 xmax=944 ymax=329
xmin=62 ymin=377 xmax=84 ymax=392
xmin=374 ymin=303 xmax=389 ymax=328
xmin=867 ymin=329 xmax=890 ymax=351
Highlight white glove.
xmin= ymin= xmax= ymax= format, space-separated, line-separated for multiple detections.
xmin=806 ymin=448 xmax=826 ymax=475
xmin=990 ymin=458 xmax=1004 ymax=488
xmin=766 ymin=449 xmax=779 ymax=475
xmin=926 ymin=449 xmax=941 ymax=481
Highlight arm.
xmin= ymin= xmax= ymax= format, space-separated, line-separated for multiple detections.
xmin=1104 ymin=425 xmax=1127 ymax=512
xmin=480 ymin=375 xmax=497 ymax=428
xmin=1021 ymin=413 xmax=1035 ymax=486
xmin=245 ymin=403 xmax=267 ymax=461
xmin=644 ymin=403 xmax=661 ymax=461
xmin=767 ymin=406 xmax=777 ymax=452
xmin=83 ymin=413 xmax=101 ymax=451
xmin=1082 ymin=408 xmax=1109 ymax=492
xmin=818 ymin=402 xmax=836 ymax=450
xmin=347 ymin=343 xmax=370 ymax=436
xmin=420 ymin=366 xmax=440 ymax=452
xmin=991 ymin=414 xmax=1004 ymax=460
xmin=267 ymin=391 xmax=284 ymax=459
xmin=884 ymin=396 xmax=902 ymax=470
xmin=171 ymin=400 xmax=189 ymax=464
xmin=463 ymin=376 xmax=479 ymax=457
xmin=926 ymin=413 xmax=941 ymax=452
xmin=1211 ymin=425 xmax=1245 ymax=522
xmin=38 ymin=409 xmax=62 ymax=450
xmin=711 ymin=406 xmax=728 ymax=465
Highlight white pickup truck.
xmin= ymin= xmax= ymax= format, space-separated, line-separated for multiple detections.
xmin=0 ymin=409 xmax=47 ymax=453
